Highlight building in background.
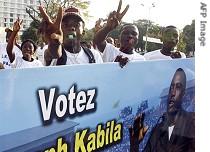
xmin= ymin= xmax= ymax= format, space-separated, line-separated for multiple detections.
xmin=0 ymin=0 xmax=40 ymax=42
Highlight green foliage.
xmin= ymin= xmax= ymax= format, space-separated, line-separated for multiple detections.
xmin=177 ymin=20 xmax=195 ymax=57
xmin=108 ymin=25 xmax=121 ymax=39
xmin=177 ymin=32 xmax=187 ymax=53
xmin=133 ymin=19 xmax=163 ymax=52
xmin=82 ymin=28 xmax=94 ymax=43
xmin=182 ymin=20 xmax=195 ymax=57
xmin=21 ymin=27 xmax=38 ymax=43
xmin=27 ymin=0 xmax=90 ymax=21
xmin=21 ymin=21 xmax=39 ymax=43
xmin=24 ymin=0 xmax=90 ymax=43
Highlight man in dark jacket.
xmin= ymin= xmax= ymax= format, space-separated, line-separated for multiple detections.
xmin=129 ymin=68 xmax=195 ymax=152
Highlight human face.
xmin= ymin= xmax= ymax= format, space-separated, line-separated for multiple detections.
xmin=162 ymin=27 xmax=179 ymax=49
xmin=21 ymin=41 xmax=35 ymax=61
xmin=167 ymin=71 xmax=186 ymax=114
xmin=62 ymin=16 xmax=84 ymax=48
xmin=119 ymin=25 xmax=139 ymax=51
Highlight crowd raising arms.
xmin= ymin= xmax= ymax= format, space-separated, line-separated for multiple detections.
xmin=0 ymin=0 xmax=187 ymax=69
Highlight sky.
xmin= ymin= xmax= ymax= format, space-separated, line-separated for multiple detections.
xmin=86 ymin=0 xmax=196 ymax=30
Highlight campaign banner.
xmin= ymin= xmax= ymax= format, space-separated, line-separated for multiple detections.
xmin=0 ymin=58 xmax=195 ymax=152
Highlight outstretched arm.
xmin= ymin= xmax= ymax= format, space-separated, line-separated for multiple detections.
xmin=6 ymin=18 xmax=22 ymax=63
xmin=129 ymin=113 xmax=148 ymax=152
xmin=93 ymin=0 xmax=129 ymax=53
xmin=39 ymin=6 xmax=63 ymax=62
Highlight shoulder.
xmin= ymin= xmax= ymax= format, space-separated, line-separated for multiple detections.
xmin=11 ymin=56 xmax=23 ymax=68
xmin=144 ymin=50 xmax=161 ymax=57
xmin=90 ymin=48 xmax=102 ymax=55
xmin=182 ymin=110 xmax=194 ymax=119
xmin=179 ymin=110 xmax=195 ymax=125
xmin=145 ymin=50 xmax=161 ymax=55
xmin=81 ymin=47 xmax=103 ymax=63
xmin=133 ymin=51 xmax=145 ymax=61
xmin=14 ymin=56 xmax=23 ymax=62
xmin=104 ymin=43 xmax=119 ymax=53
xmin=33 ymin=59 xmax=44 ymax=67
xmin=89 ymin=48 xmax=103 ymax=63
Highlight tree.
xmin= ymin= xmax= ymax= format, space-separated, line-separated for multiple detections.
xmin=177 ymin=32 xmax=186 ymax=54
xmin=133 ymin=19 xmax=163 ymax=53
xmin=82 ymin=28 xmax=94 ymax=43
xmin=22 ymin=0 xmax=90 ymax=44
xmin=182 ymin=20 xmax=195 ymax=57
xmin=21 ymin=21 xmax=39 ymax=43
xmin=26 ymin=0 xmax=90 ymax=22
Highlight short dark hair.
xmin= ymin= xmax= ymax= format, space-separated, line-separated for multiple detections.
xmin=120 ymin=24 xmax=138 ymax=33
xmin=165 ymin=25 xmax=177 ymax=29
xmin=162 ymin=25 xmax=178 ymax=34
xmin=62 ymin=15 xmax=85 ymax=29
xmin=21 ymin=39 xmax=37 ymax=52
xmin=174 ymin=68 xmax=187 ymax=89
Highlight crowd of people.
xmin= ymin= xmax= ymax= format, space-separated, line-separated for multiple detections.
xmin=0 ymin=0 xmax=188 ymax=70
xmin=0 ymin=1 xmax=195 ymax=152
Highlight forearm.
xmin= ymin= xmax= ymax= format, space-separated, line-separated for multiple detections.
xmin=47 ymin=40 xmax=62 ymax=59
xmin=93 ymin=26 xmax=112 ymax=53
xmin=6 ymin=31 xmax=18 ymax=62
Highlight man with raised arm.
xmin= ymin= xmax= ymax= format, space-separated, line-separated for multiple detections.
xmin=38 ymin=6 xmax=102 ymax=66
xmin=93 ymin=0 xmax=145 ymax=67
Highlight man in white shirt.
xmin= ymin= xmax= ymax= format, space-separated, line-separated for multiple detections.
xmin=144 ymin=26 xmax=186 ymax=60
xmin=38 ymin=6 xmax=103 ymax=66
xmin=93 ymin=0 xmax=145 ymax=67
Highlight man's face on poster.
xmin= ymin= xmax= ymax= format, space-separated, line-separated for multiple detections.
xmin=167 ymin=70 xmax=186 ymax=114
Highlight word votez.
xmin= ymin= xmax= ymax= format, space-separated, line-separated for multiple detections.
xmin=37 ymin=85 xmax=97 ymax=124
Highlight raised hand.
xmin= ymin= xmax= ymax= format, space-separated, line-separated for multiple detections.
xmin=13 ymin=17 xmax=23 ymax=32
xmin=38 ymin=6 xmax=63 ymax=44
xmin=94 ymin=18 xmax=106 ymax=33
xmin=106 ymin=0 xmax=129 ymax=30
xmin=129 ymin=113 xmax=148 ymax=152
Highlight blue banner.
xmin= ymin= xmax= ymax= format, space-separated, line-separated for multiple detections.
xmin=0 ymin=59 xmax=195 ymax=152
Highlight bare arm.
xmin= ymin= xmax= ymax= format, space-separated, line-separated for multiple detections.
xmin=93 ymin=25 xmax=111 ymax=53
xmin=44 ymin=49 xmax=53 ymax=66
xmin=39 ymin=6 xmax=63 ymax=61
xmin=6 ymin=18 xmax=22 ymax=63
xmin=93 ymin=0 xmax=129 ymax=53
